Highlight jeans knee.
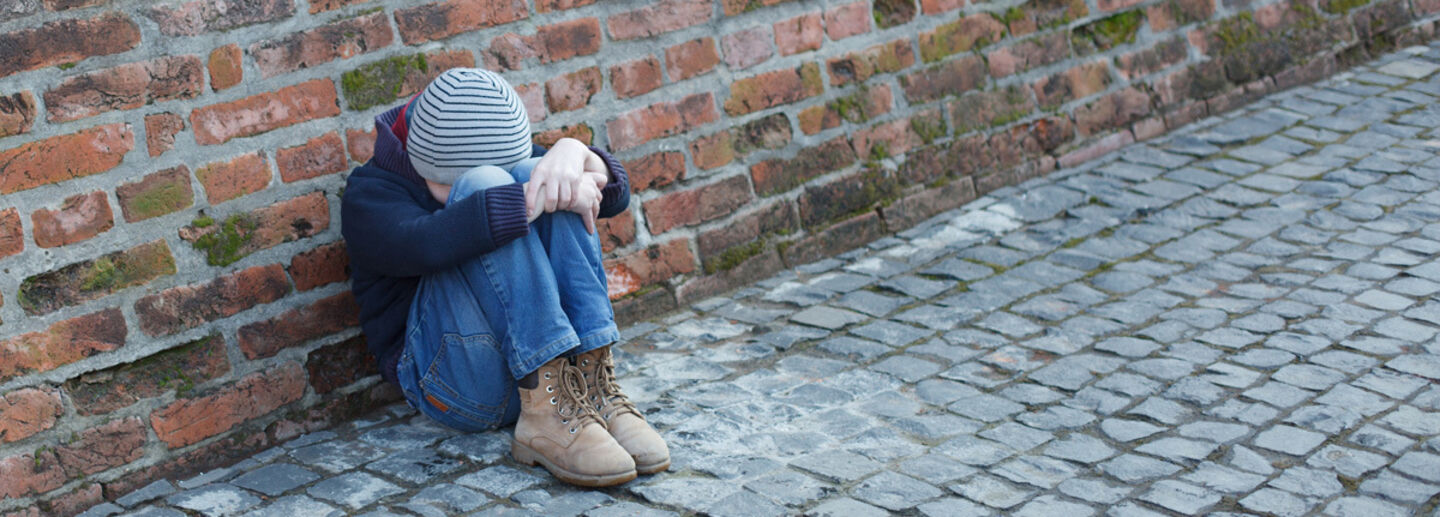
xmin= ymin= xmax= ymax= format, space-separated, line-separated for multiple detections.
xmin=451 ymin=165 xmax=516 ymax=199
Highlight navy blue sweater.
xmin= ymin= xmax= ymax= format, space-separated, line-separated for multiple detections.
xmin=342 ymin=103 xmax=630 ymax=384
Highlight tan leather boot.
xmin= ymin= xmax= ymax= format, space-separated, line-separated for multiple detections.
xmin=575 ymin=347 xmax=670 ymax=474
xmin=512 ymin=356 xmax=636 ymax=487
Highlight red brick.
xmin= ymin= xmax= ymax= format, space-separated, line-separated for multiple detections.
xmin=0 ymin=12 xmax=140 ymax=78
xmin=515 ymin=82 xmax=546 ymax=123
xmin=783 ymin=210 xmax=886 ymax=264
xmin=643 ymin=175 xmax=753 ymax=234
xmin=775 ymin=12 xmax=823 ymax=56
xmin=1032 ymin=61 xmax=1112 ymax=108
xmin=151 ymin=362 xmax=305 ymax=448
xmin=750 ymin=136 xmax=856 ymax=195
xmin=690 ymin=132 xmax=734 ymax=170
xmin=920 ymin=0 xmax=963 ymax=14
xmin=537 ymin=17 xmax=602 ymax=63
xmin=309 ymin=0 xmax=365 ymax=13
xmin=65 ymin=334 xmax=229 ymax=416
xmin=19 ymin=241 xmax=175 ymax=316
xmin=698 ymin=112 xmax=792 ymax=163
xmin=346 ymin=128 xmax=376 ymax=163
xmin=608 ymin=0 xmax=711 ymax=41
xmin=604 ymin=240 xmax=695 ymax=299
xmin=180 ymin=192 xmax=330 ymax=266
xmin=0 ymin=450 xmax=63 ymax=498
xmin=696 ymin=200 xmax=796 ymax=265
xmin=191 ymin=79 xmax=339 ymax=146
xmin=196 ymin=152 xmax=270 ymax=204
xmin=144 ymin=112 xmax=185 ymax=157
xmin=725 ymin=63 xmax=823 ymax=116
xmin=0 ymin=309 xmax=126 ymax=382
xmin=720 ymin=0 xmax=797 ymax=15
xmin=1074 ymin=87 xmax=1152 ymax=137
xmin=679 ymin=248 xmax=784 ymax=302
xmin=0 ymin=387 xmax=63 ymax=443
xmin=536 ymin=0 xmax=594 ymax=12
xmin=54 ymin=417 xmax=145 ymax=476
xmin=0 ymin=92 xmax=35 ymax=138
xmin=851 ymin=116 xmax=927 ymax=159
xmin=624 ymin=151 xmax=685 ymax=192
xmin=208 ymin=44 xmax=243 ymax=91
xmin=987 ymin=32 xmax=1071 ymax=78
xmin=43 ymin=0 xmax=106 ymax=10
xmin=610 ymin=57 xmax=662 ymax=99
xmin=545 ymin=67 xmax=602 ymax=113
xmin=900 ymin=55 xmax=987 ymax=103
xmin=251 ymin=12 xmax=391 ymax=79
xmin=238 ymin=292 xmax=358 ymax=360
xmin=921 ymin=13 xmax=1006 ymax=63
xmin=45 ymin=56 xmax=203 ymax=122
xmin=533 ymin=124 xmax=594 ymax=147
xmin=482 ymin=32 xmax=538 ymax=71
xmin=827 ymin=38 xmax=915 ymax=86
xmin=597 ymin=209 xmax=635 ymax=253
xmin=950 ymin=85 xmax=1036 ymax=134
xmin=1116 ymin=37 xmax=1187 ymax=80
xmin=147 ymin=0 xmax=294 ymax=36
xmin=798 ymin=168 xmax=899 ymax=228
xmin=306 ymin=336 xmax=376 ymax=394
xmin=824 ymin=1 xmax=871 ymax=41
xmin=277 ymin=132 xmax=345 ymax=183
xmin=0 ymin=123 xmax=133 ymax=195
xmin=290 ymin=241 xmax=348 ymax=291
xmin=798 ymin=85 xmax=893 ymax=135
xmin=40 ymin=483 xmax=103 ymax=517
xmin=135 ymin=264 xmax=291 ymax=336
xmin=98 ymin=427 xmax=273 ymax=500
xmin=1418 ymin=0 xmax=1440 ymax=14
xmin=721 ymin=27 xmax=774 ymax=70
xmin=116 ymin=166 xmax=192 ymax=223
xmin=1098 ymin=0 xmax=1144 ymax=11
xmin=0 ymin=208 xmax=20 ymax=259
xmin=607 ymin=92 xmax=717 ymax=150
xmin=666 ymin=37 xmax=719 ymax=81
xmin=882 ymin=178 xmax=978 ymax=233
xmin=1059 ymin=129 xmax=1135 ymax=168
xmin=395 ymin=0 xmax=527 ymax=44
xmin=31 ymin=190 xmax=113 ymax=248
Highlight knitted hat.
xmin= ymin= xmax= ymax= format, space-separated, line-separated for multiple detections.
xmin=406 ymin=68 xmax=531 ymax=184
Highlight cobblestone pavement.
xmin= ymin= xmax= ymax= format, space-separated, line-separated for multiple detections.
xmin=93 ymin=47 xmax=1440 ymax=517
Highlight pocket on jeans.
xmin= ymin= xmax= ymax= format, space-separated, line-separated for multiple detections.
xmin=418 ymin=332 xmax=511 ymax=431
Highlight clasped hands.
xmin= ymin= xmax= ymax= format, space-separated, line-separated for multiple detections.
xmin=526 ymin=137 xmax=607 ymax=234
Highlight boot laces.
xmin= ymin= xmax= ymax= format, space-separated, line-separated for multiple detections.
xmin=553 ymin=364 xmax=603 ymax=433
xmin=582 ymin=352 xmax=638 ymax=420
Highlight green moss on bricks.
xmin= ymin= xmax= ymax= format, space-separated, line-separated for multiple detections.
xmin=1214 ymin=12 xmax=1261 ymax=55
xmin=129 ymin=182 xmax=190 ymax=221
xmin=1000 ymin=7 xmax=1026 ymax=25
xmin=1322 ymin=0 xmax=1369 ymax=15
xmin=1085 ymin=10 xmax=1143 ymax=50
xmin=800 ymin=63 xmax=823 ymax=95
xmin=192 ymin=215 xmax=214 ymax=228
xmin=192 ymin=214 xmax=260 ymax=266
xmin=911 ymin=116 xmax=946 ymax=145
xmin=342 ymin=54 xmax=430 ymax=111
xmin=705 ymin=239 xmax=766 ymax=275
xmin=79 ymin=258 xmax=119 ymax=292
xmin=57 ymin=62 xmax=76 ymax=70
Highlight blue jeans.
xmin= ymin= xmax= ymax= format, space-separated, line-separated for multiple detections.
xmin=396 ymin=157 xmax=620 ymax=432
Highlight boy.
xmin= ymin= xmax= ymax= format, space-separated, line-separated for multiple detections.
xmin=341 ymin=68 xmax=667 ymax=487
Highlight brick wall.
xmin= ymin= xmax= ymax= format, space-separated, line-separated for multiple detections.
xmin=0 ymin=0 xmax=1437 ymax=512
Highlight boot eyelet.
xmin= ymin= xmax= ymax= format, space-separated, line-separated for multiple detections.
xmin=543 ymin=373 xmax=552 ymax=379
xmin=569 ymin=427 xmax=577 ymax=434
xmin=549 ymin=397 xmax=557 ymax=405
xmin=561 ymin=418 xmax=569 ymax=424
xmin=581 ymin=360 xmax=590 ymax=366
xmin=546 ymin=386 xmax=554 ymax=393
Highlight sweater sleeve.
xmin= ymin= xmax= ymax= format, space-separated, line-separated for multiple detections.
xmin=590 ymin=146 xmax=631 ymax=219
xmin=341 ymin=171 xmax=529 ymax=278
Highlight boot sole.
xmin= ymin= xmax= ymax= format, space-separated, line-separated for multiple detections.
xmin=636 ymin=457 xmax=670 ymax=475
xmin=512 ymin=440 xmax=637 ymax=487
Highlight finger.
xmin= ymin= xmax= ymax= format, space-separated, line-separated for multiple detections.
xmin=558 ymin=179 xmax=572 ymax=212
xmin=545 ymin=177 xmax=559 ymax=213
xmin=583 ymin=204 xmax=596 ymax=234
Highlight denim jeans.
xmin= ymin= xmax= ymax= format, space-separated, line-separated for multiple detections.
xmin=396 ymin=157 xmax=620 ymax=431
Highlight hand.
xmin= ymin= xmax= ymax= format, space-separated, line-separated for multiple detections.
xmin=526 ymin=138 xmax=590 ymax=221
xmin=567 ymin=178 xmax=602 ymax=234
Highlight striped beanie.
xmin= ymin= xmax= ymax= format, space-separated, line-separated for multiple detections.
xmin=406 ymin=68 xmax=531 ymax=184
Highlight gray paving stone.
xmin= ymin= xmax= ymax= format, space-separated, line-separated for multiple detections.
xmin=167 ymin=484 xmax=262 ymax=517
xmin=1239 ymin=488 xmax=1311 ymax=517
xmin=1253 ymin=425 xmax=1327 ymax=456
xmin=1098 ymin=454 xmax=1181 ymax=483
xmin=117 ymin=480 xmax=178 ymax=508
xmin=1269 ymin=467 xmax=1343 ymax=497
xmin=630 ymin=478 xmax=737 ymax=513
xmin=915 ymin=497 xmax=992 ymax=517
xmin=239 ymin=495 xmax=340 ymax=517
xmin=804 ymin=498 xmax=889 ymax=517
xmin=950 ymin=475 xmax=1034 ymax=509
xmin=1139 ymin=480 xmax=1220 ymax=514
xmin=1181 ymin=462 xmax=1266 ymax=493
xmin=231 ymin=463 xmax=320 ymax=497
xmin=851 ymin=471 xmax=943 ymax=510
xmin=789 ymin=450 xmax=882 ymax=483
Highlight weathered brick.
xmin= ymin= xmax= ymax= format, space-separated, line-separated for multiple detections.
xmin=0 ymin=12 xmax=140 ymax=78
xmin=19 ymin=241 xmax=173 ymax=316
xmin=100 ymin=427 xmax=272 ymax=499
xmin=607 ymin=92 xmax=717 ymax=150
xmin=116 ymin=166 xmax=192 ymax=223
xmin=987 ymin=32 xmax=1071 ymax=78
xmin=342 ymin=50 xmax=475 ymax=112
xmin=643 ymin=175 xmax=753 ymax=234
xmin=597 ymin=209 xmax=635 ymax=253
xmin=783 ymin=210 xmax=886 ymax=264
xmin=725 ymin=63 xmax=823 ymax=116
xmin=690 ymin=132 xmax=734 ymax=170
xmin=0 ymin=309 xmax=126 ymax=382
xmin=827 ymin=38 xmax=916 ymax=86
xmin=39 ymin=483 xmax=103 ymax=517
xmin=277 ymin=132 xmax=346 ymax=183
xmin=696 ymin=200 xmax=796 ymax=267
xmin=667 ymin=37 xmax=720 ymax=81
xmin=610 ymin=56 xmax=662 ymax=99
xmin=624 ymin=151 xmax=685 ymax=192
xmin=774 ymin=12 xmax=823 ymax=55
xmin=1073 ymin=11 xmax=1145 ymax=55
xmin=45 ymin=56 xmax=203 ymax=122
xmin=824 ymin=1 xmax=871 ymax=41
xmin=143 ymin=112 xmax=184 ymax=158
xmin=1353 ymin=0 xmax=1410 ymax=40
xmin=207 ymin=44 xmax=242 ymax=92
xmin=31 ymin=190 xmax=113 ymax=248
xmin=720 ymin=0 xmax=797 ymax=15
xmin=1059 ymin=128 xmax=1133 ymax=167
xmin=1147 ymin=0 xmax=1213 ymax=31
xmin=851 ymin=113 xmax=937 ymax=160
xmin=1116 ymin=37 xmax=1188 ymax=80
xmin=951 ymin=85 xmax=1037 ymax=134
xmin=482 ymin=32 xmax=538 ymax=71
xmin=900 ymin=55 xmax=988 ymax=103
xmin=608 ymin=0 xmax=711 ymax=41
xmin=180 ymin=191 xmax=329 ymax=267
xmin=191 ymin=79 xmax=339 ymax=145
xmin=536 ymin=0 xmax=594 ymax=12
xmin=533 ymin=124 xmax=593 ymax=147
xmin=691 ymin=112 xmax=793 ymax=170
xmin=604 ymin=239 xmax=696 ymax=299
xmin=238 ymin=292 xmax=358 ymax=360
xmin=0 ymin=92 xmax=35 ymax=138
xmin=881 ymin=177 xmax=978 ymax=232
xmin=0 ymin=450 xmax=63 ymax=498
xmin=1074 ymin=87 xmax=1152 ymax=137
xmin=136 ymin=264 xmax=290 ymax=336
xmin=306 ymin=336 xmax=376 ymax=394
xmin=309 ymin=0 xmax=364 ymax=13
xmin=873 ymin=0 xmax=916 ymax=27
xmin=0 ymin=123 xmax=133 ymax=195
xmin=346 ymin=127 xmax=376 ymax=163
xmin=65 ymin=334 xmax=229 ymax=416
xmin=920 ymin=0 xmax=963 ymax=14
xmin=536 ymin=17 xmax=602 ymax=63
xmin=196 ymin=152 xmax=270 ymax=204
xmin=251 ymin=12 xmax=392 ymax=78
xmin=148 ymin=0 xmax=294 ymax=36
xmin=0 ymin=387 xmax=63 ymax=443
xmin=54 ymin=417 xmax=145 ymax=476
xmin=750 ymin=136 xmax=856 ymax=195
xmin=394 ymin=0 xmax=527 ymax=44
xmin=0 ymin=0 xmax=38 ymax=21
xmin=150 ymin=362 xmax=305 ymax=448
xmin=289 ymin=241 xmax=349 ymax=292
xmin=1032 ymin=61 xmax=1112 ymax=108
xmin=511 ymin=83 xmax=543 ymax=123
xmin=921 ymin=13 xmax=1006 ymax=62
xmin=798 ymin=84 xmax=893 ymax=135
xmin=1098 ymin=0 xmax=1144 ymax=11
xmin=680 ymin=248 xmax=784 ymax=302
xmin=545 ymin=66 xmax=601 ymax=113
xmin=721 ymin=26 xmax=774 ymax=70
xmin=0 ymin=208 xmax=20 ymax=259
xmin=799 ymin=168 xmax=900 ymax=228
